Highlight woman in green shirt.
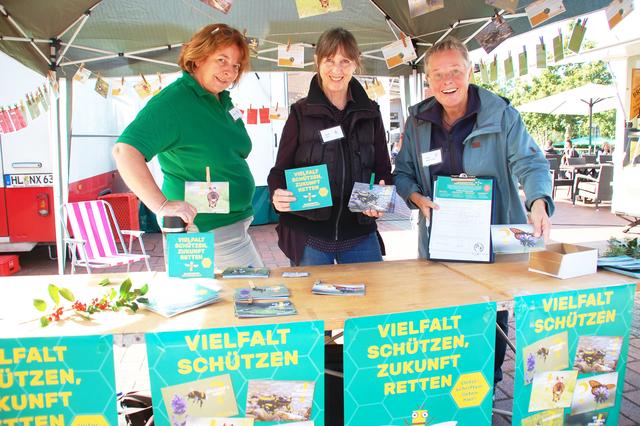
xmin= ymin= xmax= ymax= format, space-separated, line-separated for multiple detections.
xmin=113 ymin=24 xmax=263 ymax=268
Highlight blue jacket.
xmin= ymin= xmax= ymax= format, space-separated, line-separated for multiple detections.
xmin=394 ymin=85 xmax=554 ymax=258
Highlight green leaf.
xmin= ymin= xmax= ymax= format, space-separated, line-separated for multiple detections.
xmin=40 ymin=316 xmax=50 ymax=327
xmin=119 ymin=278 xmax=132 ymax=297
xmin=110 ymin=288 xmax=117 ymax=300
xmin=129 ymin=303 xmax=138 ymax=313
xmin=98 ymin=278 xmax=111 ymax=286
xmin=33 ymin=299 xmax=47 ymax=312
xmin=139 ymin=284 xmax=149 ymax=296
xmin=48 ymin=284 xmax=60 ymax=305
xmin=59 ymin=288 xmax=75 ymax=302
xmin=137 ymin=297 xmax=149 ymax=304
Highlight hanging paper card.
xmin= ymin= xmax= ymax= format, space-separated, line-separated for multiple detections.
xmin=39 ymin=86 xmax=50 ymax=111
xmin=269 ymin=103 xmax=287 ymax=120
xmin=568 ymin=20 xmax=586 ymax=53
xmin=185 ymin=181 xmax=230 ymax=214
xmin=364 ymin=80 xmax=377 ymax=99
xmin=94 ymin=76 xmax=110 ymax=99
xmin=519 ymin=50 xmax=528 ymax=76
xmin=295 ymin=0 xmax=343 ymax=18
xmin=408 ymin=0 xmax=444 ymax=18
xmin=504 ymin=55 xmax=514 ymax=80
xmin=246 ymin=107 xmax=258 ymax=125
xmin=480 ymin=61 xmax=489 ymax=83
xmin=606 ymin=0 xmax=634 ymax=29
xmin=490 ymin=57 xmax=498 ymax=81
xmin=8 ymin=106 xmax=27 ymax=131
xmin=470 ymin=65 xmax=478 ymax=84
xmin=247 ymin=37 xmax=259 ymax=57
xmin=382 ymin=38 xmax=417 ymax=69
xmin=134 ymin=81 xmax=152 ymax=99
xmin=199 ymin=0 xmax=233 ymax=14
xmin=485 ymin=0 xmax=518 ymax=13
xmin=373 ymin=78 xmax=386 ymax=97
xmin=553 ymin=33 xmax=564 ymax=62
xmin=536 ymin=42 xmax=547 ymax=68
xmin=259 ymin=107 xmax=270 ymax=124
xmin=0 ymin=109 xmax=15 ymax=133
xmin=525 ymin=0 xmax=566 ymax=28
xmin=48 ymin=71 xmax=59 ymax=99
xmin=73 ymin=66 xmax=91 ymax=83
xmin=277 ymin=44 xmax=305 ymax=68
xmin=630 ymin=68 xmax=640 ymax=120
xmin=19 ymin=101 xmax=28 ymax=124
xmin=476 ymin=15 xmax=514 ymax=54
xmin=26 ymin=95 xmax=40 ymax=120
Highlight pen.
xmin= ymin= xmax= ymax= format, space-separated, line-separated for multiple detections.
xmin=369 ymin=173 xmax=375 ymax=190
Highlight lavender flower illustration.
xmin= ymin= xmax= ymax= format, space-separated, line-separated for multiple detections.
xmin=527 ymin=353 xmax=536 ymax=372
xmin=171 ymin=394 xmax=187 ymax=414
xmin=593 ymin=386 xmax=610 ymax=404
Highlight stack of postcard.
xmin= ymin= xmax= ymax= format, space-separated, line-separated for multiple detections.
xmin=234 ymin=300 xmax=297 ymax=318
xmin=140 ymin=278 xmax=221 ymax=318
xmin=491 ymin=224 xmax=545 ymax=254
xmin=348 ymin=182 xmax=396 ymax=213
xmin=311 ymin=280 xmax=365 ymax=296
xmin=234 ymin=285 xmax=290 ymax=301
xmin=222 ymin=266 xmax=270 ymax=279
xmin=597 ymin=255 xmax=640 ymax=279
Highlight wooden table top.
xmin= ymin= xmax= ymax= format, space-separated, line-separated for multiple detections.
xmin=0 ymin=258 xmax=634 ymax=338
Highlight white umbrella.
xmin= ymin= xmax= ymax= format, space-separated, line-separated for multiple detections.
xmin=517 ymin=83 xmax=620 ymax=149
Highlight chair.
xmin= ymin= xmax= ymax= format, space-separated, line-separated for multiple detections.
xmin=549 ymin=157 xmax=572 ymax=198
xmin=598 ymin=154 xmax=612 ymax=163
xmin=572 ymin=164 xmax=614 ymax=209
xmin=62 ymin=200 xmax=151 ymax=274
xmin=583 ymin=154 xmax=596 ymax=164
xmin=567 ymin=157 xmax=586 ymax=166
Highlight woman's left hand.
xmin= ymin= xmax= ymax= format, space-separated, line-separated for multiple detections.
xmin=362 ymin=179 xmax=386 ymax=218
xmin=529 ymin=198 xmax=551 ymax=241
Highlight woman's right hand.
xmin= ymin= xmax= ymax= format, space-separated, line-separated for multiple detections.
xmin=158 ymin=200 xmax=197 ymax=224
xmin=409 ymin=192 xmax=439 ymax=223
xmin=272 ymin=188 xmax=296 ymax=212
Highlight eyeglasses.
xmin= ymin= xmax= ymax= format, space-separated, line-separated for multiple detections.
xmin=216 ymin=57 xmax=241 ymax=74
xmin=428 ymin=68 xmax=467 ymax=82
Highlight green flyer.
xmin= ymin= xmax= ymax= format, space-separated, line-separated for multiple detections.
xmin=285 ymin=164 xmax=332 ymax=211
xmin=344 ymin=302 xmax=497 ymax=425
xmin=0 ymin=334 xmax=117 ymax=425
xmin=146 ymin=320 xmax=325 ymax=425
xmin=167 ymin=232 xmax=214 ymax=278
xmin=513 ymin=284 xmax=636 ymax=425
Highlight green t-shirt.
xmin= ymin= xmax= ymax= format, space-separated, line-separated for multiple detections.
xmin=119 ymin=72 xmax=255 ymax=232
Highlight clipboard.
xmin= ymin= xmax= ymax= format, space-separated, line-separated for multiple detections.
xmin=427 ymin=174 xmax=496 ymax=263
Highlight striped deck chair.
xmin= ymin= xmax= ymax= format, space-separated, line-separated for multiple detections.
xmin=63 ymin=200 xmax=151 ymax=274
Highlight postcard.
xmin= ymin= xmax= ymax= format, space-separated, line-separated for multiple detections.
xmin=221 ymin=266 xmax=270 ymax=279
xmin=211 ymin=418 xmax=254 ymax=426
xmin=167 ymin=233 xmax=215 ymax=279
xmin=529 ymin=370 xmax=578 ymax=412
xmin=94 ymin=77 xmax=110 ymax=99
xmin=295 ymin=0 xmax=342 ymax=18
xmin=200 ymin=0 xmax=233 ymax=14
xmin=161 ymin=374 xmax=238 ymax=419
xmin=573 ymin=335 xmax=623 ymax=374
xmin=504 ymin=56 xmax=514 ymax=80
xmin=522 ymin=332 xmax=569 ymax=384
xmin=234 ymin=285 xmax=290 ymax=301
xmin=285 ymin=164 xmax=333 ymax=211
xmin=312 ymin=281 xmax=365 ymax=296
xmin=570 ymin=372 xmax=618 ymax=415
xmin=73 ymin=67 xmax=91 ymax=83
xmin=184 ymin=181 xmax=230 ymax=214
xmin=278 ymin=44 xmax=305 ymax=69
xmin=382 ymin=39 xmax=417 ymax=69
xmin=602 ymin=266 xmax=640 ymax=278
xmin=282 ymin=271 xmax=310 ymax=278
xmin=565 ymin=411 xmax=608 ymax=425
xmin=553 ymin=34 xmax=564 ymax=62
xmin=475 ymin=16 xmax=514 ymax=54
xmin=525 ymin=0 xmax=566 ymax=28
xmin=536 ymin=43 xmax=547 ymax=68
xmin=408 ymin=0 xmax=444 ymax=18
xmin=519 ymin=50 xmax=528 ymax=76
xmin=234 ymin=300 xmax=297 ymax=318
xmin=521 ymin=408 xmax=564 ymax=426
xmin=245 ymin=380 xmax=315 ymax=422
xmin=491 ymin=224 xmax=545 ymax=254
xmin=140 ymin=278 xmax=221 ymax=318
xmin=348 ymin=182 xmax=396 ymax=213
xmin=485 ymin=0 xmax=518 ymax=13
xmin=606 ymin=0 xmax=634 ymax=29
xmin=597 ymin=255 xmax=640 ymax=269
xmin=568 ymin=22 xmax=586 ymax=53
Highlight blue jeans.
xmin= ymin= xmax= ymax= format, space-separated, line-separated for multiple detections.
xmin=296 ymin=232 xmax=382 ymax=266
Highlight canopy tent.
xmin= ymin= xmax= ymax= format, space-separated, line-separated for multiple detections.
xmin=0 ymin=0 xmax=612 ymax=78
xmin=517 ymin=83 xmax=621 ymax=149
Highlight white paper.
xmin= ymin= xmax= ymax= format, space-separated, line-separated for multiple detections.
xmin=428 ymin=178 xmax=492 ymax=262
xmin=606 ymin=0 xmax=634 ymax=29
xmin=320 ymin=125 xmax=344 ymax=142
xmin=229 ymin=107 xmax=242 ymax=121
xmin=278 ymin=44 xmax=305 ymax=69
xmin=421 ymin=149 xmax=442 ymax=167
xmin=525 ymin=0 xmax=566 ymax=28
xmin=382 ymin=39 xmax=417 ymax=69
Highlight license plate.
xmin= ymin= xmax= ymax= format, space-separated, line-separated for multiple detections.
xmin=3 ymin=173 xmax=54 ymax=187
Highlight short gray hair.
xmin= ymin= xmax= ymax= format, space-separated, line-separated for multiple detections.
xmin=423 ymin=37 xmax=470 ymax=74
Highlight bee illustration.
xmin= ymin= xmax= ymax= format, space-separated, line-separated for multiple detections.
xmin=510 ymin=227 xmax=538 ymax=248
xmin=319 ymin=0 xmax=330 ymax=9
xmin=404 ymin=408 xmax=430 ymax=425
xmin=580 ymin=349 xmax=606 ymax=367
xmin=536 ymin=347 xmax=550 ymax=361
xmin=551 ymin=376 xmax=565 ymax=403
xmin=207 ymin=186 xmax=220 ymax=208
xmin=186 ymin=390 xmax=207 ymax=408
xmin=589 ymin=380 xmax=616 ymax=404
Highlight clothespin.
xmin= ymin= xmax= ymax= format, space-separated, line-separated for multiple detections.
xmin=576 ymin=18 xmax=582 ymax=27
xmin=558 ymin=28 xmax=562 ymax=37
xmin=248 ymin=280 xmax=256 ymax=290
xmin=237 ymin=298 xmax=254 ymax=304
xmin=365 ymin=80 xmax=369 ymax=89
xmin=206 ymin=166 xmax=211 ymax=184
xmin=242 ymin=28 xmax=247 ymax=38
xmin=275 ymin=101 xmax=279 ymax=110
xmin=523 ymin=45 xmax=527 ymax=53
xmin=582 ymin=18 xmax=588 ymax=28
xmin=140 ymin=73 xmax=149 ymax=86
xmin=121 ymin=76 xmax=125 ymax=87
xmin=539 ymin=36 xmax=544 ymax=45
xmin=494 ymin=9 xmax=504 ymax=24
xmin=78 ymin=63 xmax=85 ymax=72
xmin=369 ymin=172 xmax=375 ymax=190
xmin=286 ymin=38 xmax=291 ymax=52
xmin=400 ymin=32 xmax=407 ymax=48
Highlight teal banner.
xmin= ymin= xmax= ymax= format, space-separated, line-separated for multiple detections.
xmin=146 ymin=320 xmax=324 ymax=425
xmin=513 ymin=284 xmax=636 ymax=425
xmin=0 ymin=334 xmax=116 ymax=425
xmin=167 ymin=232 xmax=215 ymax=278
xmin=344 ymin=302 xmax=497 ymax=425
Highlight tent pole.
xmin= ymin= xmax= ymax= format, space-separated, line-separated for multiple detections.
xmin=588 ymin=100 xmax=593 ymax=153
xmin=0 ymin=4 xmax=51 ymax=65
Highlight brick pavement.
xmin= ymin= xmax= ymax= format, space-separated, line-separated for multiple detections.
xmin=10 ymin=196 xmax=640 ymax=425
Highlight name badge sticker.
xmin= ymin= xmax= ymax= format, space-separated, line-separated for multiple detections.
xmin=320 ymin=126 xmax=344 ymax=143
xmin=229 ymin=107 xmax=243 ymax=121
xmin=421 ymin=149 xmax=442 ymax=167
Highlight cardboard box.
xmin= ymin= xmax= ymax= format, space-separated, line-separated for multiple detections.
xmin=529 ymin=243 xmax=598 ymax=279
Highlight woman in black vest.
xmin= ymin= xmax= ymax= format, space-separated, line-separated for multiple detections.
xmin=267 ymin=28 xmax=392 ymax=266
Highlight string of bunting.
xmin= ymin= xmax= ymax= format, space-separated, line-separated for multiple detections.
xmin=0 ymin=79 xmax=52 ymax=135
